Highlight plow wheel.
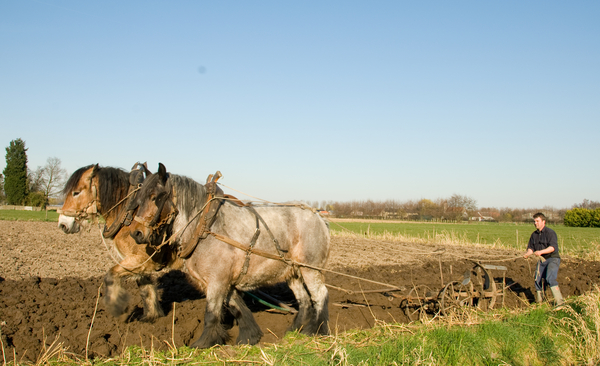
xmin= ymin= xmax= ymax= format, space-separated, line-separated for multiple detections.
xmin=472 ymin=263 xmax=497 ymax=311
xmin=402 ymin=285 xmax=439 ymax=322
xmin=439 ymin=281 xmax=475 ymax=316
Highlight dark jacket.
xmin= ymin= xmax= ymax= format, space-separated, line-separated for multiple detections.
xmin=527 ymin=226 xmax=560 ymax=259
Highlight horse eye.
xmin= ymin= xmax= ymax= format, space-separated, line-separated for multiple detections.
xmin=72 ymin=191 xmax=80 ymax=197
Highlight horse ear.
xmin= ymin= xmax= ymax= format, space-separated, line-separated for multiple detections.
xmin=141 ymin=162 xmax=151 ymax=175
xmin=158 ymin=163 xmax=168 ymax=183
xmin=91 ymin=164 xmax=100 ymax=178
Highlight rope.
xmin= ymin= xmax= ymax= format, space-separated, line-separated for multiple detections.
xmin=217 ymin=182 xmax=317 ymax=212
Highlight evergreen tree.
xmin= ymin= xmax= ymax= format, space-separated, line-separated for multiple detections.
xmin=3 ymin=138 xmax=29 ymax=205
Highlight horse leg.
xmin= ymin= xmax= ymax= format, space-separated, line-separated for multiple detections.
xmin=190 ymin=283 xmax=231 ymax=348
xmin=288 ymin=271 xmax=330 ymax=335
xmin=287 ymin=275 xmax=315 ymax=334
xmin=227 ymin=290 xmax=263 ymax=345
xmin=137 ymin=274 xmax=164 ymax=322
xmin=102 ymin=266 xmax=130 ymax=317
xmin=298 ymin=268 xmax=330 ymax=335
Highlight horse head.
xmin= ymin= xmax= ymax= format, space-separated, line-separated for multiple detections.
xmin=58 ymin=164 xmax=101 ymax=233
xmin=58 ymin=163 xmax=150 ymax=235
xmin=130 ymin=163 xmax=177 ymax=247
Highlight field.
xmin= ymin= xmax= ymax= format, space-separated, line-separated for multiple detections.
xmin=0 ymin=209 xmax=59 ymax=222
xmin=330 ymin=219 xmax=600 ymax=259
xmin=1 ymin=216 xmax=600 ymax=364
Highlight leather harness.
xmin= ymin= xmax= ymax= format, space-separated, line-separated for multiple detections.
xmin=177 ymin=172 xmax=226 ymax=258
xmin=59 ymin=163 xmax=149 ymax=239
xmin=152 ymin=171 xmax=288 ymax=276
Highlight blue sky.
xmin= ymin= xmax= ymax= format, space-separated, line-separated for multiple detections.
xmin=1 ymin=1 xmax=598 ymax=209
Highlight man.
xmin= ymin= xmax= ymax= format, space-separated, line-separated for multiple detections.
xmin=523 ymin=212 xmax=564 ymax=307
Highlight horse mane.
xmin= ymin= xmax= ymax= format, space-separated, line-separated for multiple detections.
xmin=63 ymin=164 xmax=95 ymax=195
xmin=95 ymin=167 xmax=130 ymax=213
xmin=62 ymin=165 xmax=130 ymax=214
xmin=166 ymin=174 xmax=207 ymax=218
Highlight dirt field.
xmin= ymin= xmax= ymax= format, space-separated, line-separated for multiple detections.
xmin=1 ymin=221 xmax=600 ymax=362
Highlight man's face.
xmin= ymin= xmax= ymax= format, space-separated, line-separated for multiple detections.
xmin=534 ymin=217 xmax=546 ymax=231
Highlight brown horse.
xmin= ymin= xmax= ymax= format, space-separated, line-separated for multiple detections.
xmin=128 ymin=163 xmax=331 ymax=348
xmin=58 ymin=164 xmax=176 ymax=321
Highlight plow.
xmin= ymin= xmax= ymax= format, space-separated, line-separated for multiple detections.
xmin=372 ymin=261 xmax=509 ymax=322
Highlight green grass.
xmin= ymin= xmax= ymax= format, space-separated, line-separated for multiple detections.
xmin=0 ymin=209 xmax=59 ymax=221
xmin=330 ymin=220 xmax=600 ymax=258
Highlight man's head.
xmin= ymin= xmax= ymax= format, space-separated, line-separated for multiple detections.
xmin=533 ymin=212 xmax=546 ymax=231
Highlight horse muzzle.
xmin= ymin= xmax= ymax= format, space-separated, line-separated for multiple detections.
xmin=130 ymin=227 xmax=159 ymax=246
xmin=58 ymin=215 xmax=80 ymax=234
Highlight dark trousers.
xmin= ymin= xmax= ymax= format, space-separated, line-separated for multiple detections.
xmin=535 ymin=257 xmax=560 ymax=291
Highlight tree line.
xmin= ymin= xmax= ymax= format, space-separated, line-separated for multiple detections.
xmin=2 ymin=138 xmax=597 ymax=225
xmin=1 ymin=138 xmax=66 ymax=207
xmin=310 ymin=197 xmax=598 ymax=225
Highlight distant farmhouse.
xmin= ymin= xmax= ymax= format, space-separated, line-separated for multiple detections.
xmin=471 ymin=212 xmax=497 ymax=222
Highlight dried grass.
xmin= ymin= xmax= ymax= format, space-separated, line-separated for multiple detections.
xmin=552 ymin=285 xmax=600 ymax=365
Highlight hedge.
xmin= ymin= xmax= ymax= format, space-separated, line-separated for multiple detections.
xmin=564 ymin=208 xmax=600 ymax=227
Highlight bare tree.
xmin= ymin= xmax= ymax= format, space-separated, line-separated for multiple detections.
xmin=39 ymin=157 xmax=67 ymax=204
xmin=28 ymin=166 xmax=45 ymax=192
xmin=448 ymin=194 xmax=477 ymax=211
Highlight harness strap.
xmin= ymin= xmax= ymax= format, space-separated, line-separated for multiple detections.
xmin=207 ymin=231 xmax=293 ymax=265
xmin=233 ymin=213 xmax=261 ymax=285
xmin=101 ymin=163 xmax=148 ymax=239
xmin=245 ymin=205 xmax=287 ymax=258
xmin=178 ymin=172 xmax=224 ymax=258
xmin=102 ymin=184 xmax=141 ymax=238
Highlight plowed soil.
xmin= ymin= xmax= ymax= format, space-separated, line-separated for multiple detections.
xmin=1 ymin=221 xmax=599 ymax=362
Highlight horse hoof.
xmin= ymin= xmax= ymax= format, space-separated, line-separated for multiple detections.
xmin=189 ymin=333 xmax=230 ymax=349
xmin=236 ymin=333 xmax=262 ymax=345
xmin=103 ymin=297 xmax=129 ymax=317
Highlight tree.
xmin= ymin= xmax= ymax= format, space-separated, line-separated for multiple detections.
xmin=447 ymin=194 xmax=478 ymax=211
xmin=417 ymin=199 xmax=438 ymax=220
xmin=574 ymin=199 xmax=600 ymax=210
xmin=38 ymin=157 xmax=67 ymax=205
xmin=29 ymin=166 xmax=45 ymax=193
xmin=564 ymin=207 xmax=600 ymax=227
xmin=3 ymin=138 xmax=29 ymax=205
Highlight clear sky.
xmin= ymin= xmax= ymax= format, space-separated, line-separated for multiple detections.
xmin=1 ymin=1 xmax=598 ymax=209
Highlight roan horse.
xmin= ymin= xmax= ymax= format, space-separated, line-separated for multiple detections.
xmin=58 ymin=164 xmax=175 ymax=321
xmin=128 ymin=163 xmax=331 ymax=348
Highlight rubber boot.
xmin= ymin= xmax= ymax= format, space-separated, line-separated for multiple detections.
xmin=550 ymin=286 xmax=565 ymax=308
xmin=535 ymin=290 xmax=543 ymax=304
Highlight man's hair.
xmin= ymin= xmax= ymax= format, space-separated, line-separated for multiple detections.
xmin=533 ymin=212 xmax=546 ymax=221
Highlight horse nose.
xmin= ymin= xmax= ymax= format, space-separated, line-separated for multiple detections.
xmin=59 ymin=223 xmax=69 ymax=233
xmin=131 ymin=230 xmax=146 ymax=244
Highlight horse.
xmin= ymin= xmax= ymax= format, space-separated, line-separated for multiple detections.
xmin=128 ymin=163 xmax=331 ymax=348
xmin=58 ymin=164 xmax=176 ymax=322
